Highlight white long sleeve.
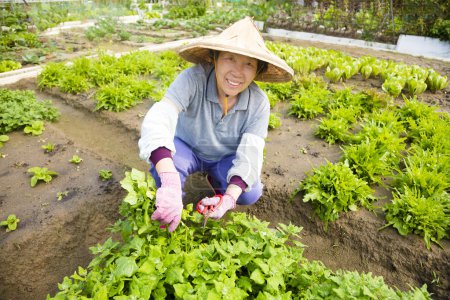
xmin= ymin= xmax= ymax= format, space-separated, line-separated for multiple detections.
xmin=227 ymin=132 xmax=265 ymax=191
xmin=138 ymin=98 xmax=180 ymax=163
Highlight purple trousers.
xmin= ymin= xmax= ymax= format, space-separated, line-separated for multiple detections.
xmin=150 ymin=137 xmax=262 ymax=205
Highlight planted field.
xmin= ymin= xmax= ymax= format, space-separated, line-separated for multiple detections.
xmin=1 ymin=32 xmax=449 ymax=300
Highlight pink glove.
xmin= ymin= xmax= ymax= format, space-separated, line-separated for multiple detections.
xmin=151 ymin=172 xmax=183 ymax=232
xmin=197 ymin=194 xmax=236 ymax=219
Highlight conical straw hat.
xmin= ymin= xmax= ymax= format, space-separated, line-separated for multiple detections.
xmin=178 ymin=16 xmax=294 ymax=83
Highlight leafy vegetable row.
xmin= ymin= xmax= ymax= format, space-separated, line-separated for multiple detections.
xmin=47 ymin=168 xmax=431 ymax=299
xmin=38 ymin=50 xmax=190 ymax=111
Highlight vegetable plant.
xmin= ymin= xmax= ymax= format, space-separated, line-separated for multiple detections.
xmin=57 ymin=191 xmax=69 ymax=201
xmin=0 ymin=214 xmax=20 ymax=232
xmin=382 ymin=186 xmax=450 ymax=250
xmin=42 ymin=142 xmax=55 ymax=153
xmin=27 ymin=167 xmax=58 ymax=187
xmin=69 ymin=155 xmax=83 ymax=164
xmin=268 ymin=113 xmax=281 ymax=130
xmin=426 ymin=70 xmax=448 ymax=92
xmin=288 ymin=87 xmax=330 ymax=119
xmin=0 ymin=60 xmax=21 ymax=73
xmin=0 ymin=134 xmax=9 ymax=148
xmin=293 ymin=161 xmax=376 ymax=229
xmin=315 ymin=117 xmax=351 ymax=144
xmin=99 ymin=169 xmax=113 ymax=181
xmin=392 ymin=146 xmax=449 ymax=199
xmin=24 ymin=120 xmax=45 ymax=136
xmin=0 ymin=89 xmax=59 ymax=134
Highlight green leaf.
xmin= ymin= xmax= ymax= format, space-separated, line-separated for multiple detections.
xmin=114 ymin=257 xmax=138 ymax=279
xmin=165 ymin=266 xmax=185 ymax=285
xmin=250 ymin=268 xmax=265 ymax=285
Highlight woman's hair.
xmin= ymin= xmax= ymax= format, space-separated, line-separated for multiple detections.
xmin=209 ymin=50 xmax=268 ymax=76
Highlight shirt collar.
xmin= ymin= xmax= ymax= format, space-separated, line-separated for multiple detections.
xmin=206 ymin=67 xmax=250 ymax=111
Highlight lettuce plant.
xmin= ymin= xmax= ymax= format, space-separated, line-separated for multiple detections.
xmin=24 ymin=120 xmax=45 ymax=136
xmin=315 ymin=117 xmax=351 ymax=144
xmin=382 ymin=77 xmax=405 ymax=97
xmin=27 ymin=166 xmax=58 ymax=187
xmin=0 ymin=60 xmax=21 ymax=73
xmin=0 ymin=214 xmax=20 ymax=232
xmin=268 ymin=113 xmax=281 ymax=130
xmin=99 ymin=169 xmax=113 ymax=181
xmin=406 ymin=77 xmax=427 ymax=96
xmin=426 ymin=70 xmax=448 ymax=92
xmin=382 ymin=186 xmax=450 ymax=250
xmin=289 ymin=88 xmax=330 ymax=119
xmin=0 ymin=134 xmax=9 ymax=148
xmin=294 ymin=161 xmax=375 ymax=229
xmin=69 ymin=155 xmax=83 ymax=164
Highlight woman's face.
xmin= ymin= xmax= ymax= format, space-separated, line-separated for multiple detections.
xmin=215 ymin=51 xmax=258 ymax=98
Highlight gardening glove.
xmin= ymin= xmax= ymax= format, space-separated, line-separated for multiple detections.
xmin=197 ymin=194 xmax=236 ymax=220
xmin=151 ymin=172 xmax=183 ymax=232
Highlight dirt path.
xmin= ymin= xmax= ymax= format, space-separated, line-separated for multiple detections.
xmin=0 ymin=38 xmax=449 ymax=299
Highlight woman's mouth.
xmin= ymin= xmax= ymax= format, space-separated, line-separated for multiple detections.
xmin=226 ymin=79 xmax=241 ymax=88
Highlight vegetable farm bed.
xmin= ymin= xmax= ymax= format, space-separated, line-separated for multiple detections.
xmin=0 ymin=38 xmax=449 ymax=299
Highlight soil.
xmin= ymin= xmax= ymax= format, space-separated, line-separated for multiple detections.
xmin=0 ymin=36 xmax=449 ymax=300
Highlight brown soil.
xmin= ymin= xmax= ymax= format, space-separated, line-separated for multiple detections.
xmin=0 ymin=38 xmax=449 ymax=300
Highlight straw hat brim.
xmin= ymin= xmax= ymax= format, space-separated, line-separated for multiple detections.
xmin=178 ymin=41 xmax=294 ymax=83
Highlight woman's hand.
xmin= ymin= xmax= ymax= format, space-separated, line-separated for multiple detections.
xmin=151 ymin=172 xmax=183 ymax=232
xmin=198 ymin=194 xmax=236 ymax=219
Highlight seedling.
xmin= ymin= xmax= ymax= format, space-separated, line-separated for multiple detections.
xmin=0 ymin=135 xmax=9 ymax=148
xmin=69 ymin=155 xmax=83 ymax=164
xmin=57 ymin=191 xmax=69 ymax=201
xmin=24 ymin=120 xmax=45 ymax=136
xmin=0 ymin=214 xmax=20 ymax=232
xmin=99 ymin=169 xmax=113 ymax=181
xmin=27 ymin=166 xmax=58 ymax=187
xmin=42 ymin=142 xmax=55 ymax=153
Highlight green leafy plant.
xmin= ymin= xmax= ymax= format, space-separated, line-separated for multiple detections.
xmin=0 ymin=89 xmax=59 ymax=134
xmin=426 ymin=70 xmax=448 ymax=92
xmin=288 ymin=87 xmax=330 ymax=119
xmin=69 ymin=155 xmax=83 ymax=164
xmin=382 ymin=77 xmax=405 ymax=97
xmin=27 ymin=166 xmax=58 ymax=187
xmin=37 ymin=62 xmax=66 ymax=89
xmin=293 ymin=161 xmax=376 ymax=229
xmin=0 ymin=214 xmax=20 ymax=232
xmin=24 ymin=120 xmax=45 ymax=136
xmin=392 ymin=147 xmax=449 ymax=199
xmin=315 ymin=117 xmax=351 ymax=144
xmin=382 ymin=186 xmax=450 ymax=250
xmin=59 ymin=73 xmax=91 ymax=94
xmin=406 ymin=78 xmax=427 ymax=96
xmin=57 ymin=191 xmax=69 ymax=201
xmin=0 ymin=60 xmax=21 ymax=73
xmin=325 ymin=66 xmax=343 ymax=83
xmin=268 ymin=113 xmax=281 ymax=130
xmin=0 ymin=135 xmax=9 ymax=148
xmin=41 ymin=142 xmax=55 ymax=153
xmin=47 ymin=168 xmax=429 ymax=299
xmin=99 ymin=169 xmax=113 ymax=181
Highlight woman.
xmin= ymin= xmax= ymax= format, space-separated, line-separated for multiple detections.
xmin=138 ymin=17 xmax=293 ymax=232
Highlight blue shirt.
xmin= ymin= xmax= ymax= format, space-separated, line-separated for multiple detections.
xmin=166 ymin=64 xmax=270 ymax=161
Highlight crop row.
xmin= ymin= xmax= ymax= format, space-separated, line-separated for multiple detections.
xmin=46 ymin=168 xmax=432 ymax=299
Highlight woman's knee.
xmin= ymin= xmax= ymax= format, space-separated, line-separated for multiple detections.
xmin=237 ymin=182 xmax=263 ymax=205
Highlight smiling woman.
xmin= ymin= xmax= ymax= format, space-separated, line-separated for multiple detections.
xmin=138 ymin=16 xmax=294 ymax=232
